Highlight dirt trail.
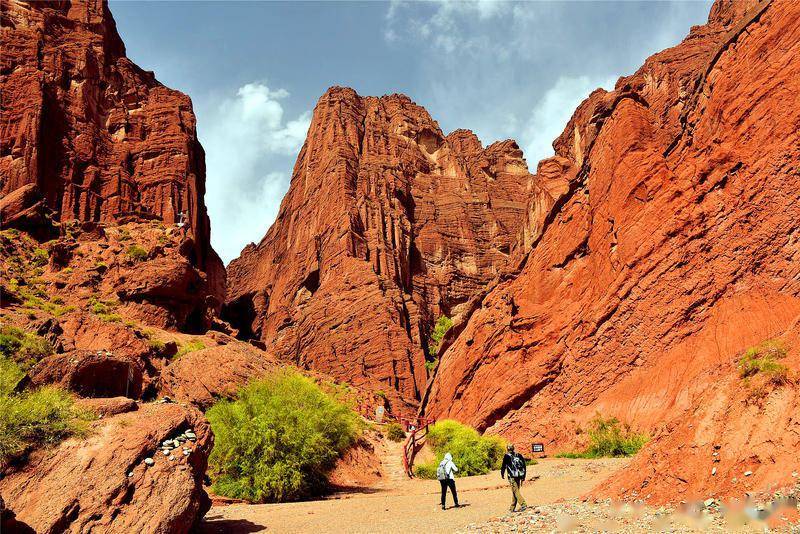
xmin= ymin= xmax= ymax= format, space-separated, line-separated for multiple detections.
xmin=199 ymin=450 xmax=628 ymax=534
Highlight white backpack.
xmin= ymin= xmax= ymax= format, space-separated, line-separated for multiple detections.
xmin=436 ymin=460 xmax=448 ymax=480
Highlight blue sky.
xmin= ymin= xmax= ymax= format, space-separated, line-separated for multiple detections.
xmin=110 ymin=0 xmax=712 ymax=263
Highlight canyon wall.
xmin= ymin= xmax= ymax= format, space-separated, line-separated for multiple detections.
xmin=226 ymin=88 xmax=531 ymax=412
xmin=424 ymin=0 xmax=800 ymax=502
xmin=0 ymin=0 xmax=223 ymax=299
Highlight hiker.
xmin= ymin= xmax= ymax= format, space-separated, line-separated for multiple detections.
xmin=500 ymin=443 xmax=527 ymax=512
xmin=436 ymin=452 xmax=459 ymax=510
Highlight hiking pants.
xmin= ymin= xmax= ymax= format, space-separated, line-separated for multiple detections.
xmin=508 ymin=477 xmax=527 ymax=511
xmin=440 ymin=478 xmax=458 ymax=507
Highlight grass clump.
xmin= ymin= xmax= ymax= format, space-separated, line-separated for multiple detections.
xmin=428 ymin=316 xmax=453 ymax=358
xmin=126 ymin=244 xmax=148 ymax=262
xmin=738 ymin=340 xmax=789 ymax=383
xmin=175 ymin=340 xmax=206 ymax=359
xmin=413 ymin=419 xmax=505 ymax=478
xmin=0 ymin=325 xmax=53 ymax=371
xmin=31 ymin=248 xmax=49 ymax=267
xmin=88 ymin=297 xmax=122 ymax=323
xmin=207 ymin=369 xmax=360 ymax=502
xmin=556 ymin=415 xmax=648 ymax=459
xmin=0 ymin=351 xmax=91 ymax=466
xmin=385 ymin=422 xmax=406 ymax=442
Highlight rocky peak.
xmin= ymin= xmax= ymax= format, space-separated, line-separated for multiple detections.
xmin=225 ymin=87 xmax=532 ymax=413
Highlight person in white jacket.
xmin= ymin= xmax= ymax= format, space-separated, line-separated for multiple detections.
xmin=437 ymin=452 xmax=460 ymax=510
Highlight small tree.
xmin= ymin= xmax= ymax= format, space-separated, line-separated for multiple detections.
xmin=428 ymin=316 xmax=453 ymax=358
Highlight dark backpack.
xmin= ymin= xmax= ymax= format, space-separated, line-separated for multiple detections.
xmin=508 ymin=453 xmax=526 ymax=478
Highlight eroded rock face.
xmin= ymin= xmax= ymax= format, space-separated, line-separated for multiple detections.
xmin=425 ymin=0 xmax=800 ymax=500
xmin=226 ymin=88 xmax=531 ymax=413
xmin=0 ymin=402 xmax=212 ymax=534
xmin=0 ymin=0 xmax=224 ymax=301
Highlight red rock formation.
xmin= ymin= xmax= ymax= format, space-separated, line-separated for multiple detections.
xmin=226 ymin=88 xmax=531 ymax=413
xmin=0 ymin=0 xmax=224 ymax=301
xmin=425 ymin=0 xmax=800 ymax=501
xmin=0 ymin=402 xmax=212 ymax=533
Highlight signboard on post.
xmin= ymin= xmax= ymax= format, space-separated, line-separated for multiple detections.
xmin=531 ymin=442 xmax=545 ymax=457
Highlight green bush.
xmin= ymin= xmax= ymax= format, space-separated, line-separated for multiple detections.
xmin=0 ymin=325 xmax=52 ymax=371
xmin=556 ymin=415 xmax=648 ymax=458
xmin=425 ymin=359 xmax=438 ymax=372
xmin=412 ymin=462 xmax=438 ymax=479
xmin=428 ymin=316 xmax=453 ymax=357
xmin=738 ymin=340 xmax=788 ymax=382
xmin=207 ymin=369 xmax=360 ymax=502
xmin=413 ymin=419 xmax=505 ymax=478
xmin=386 ymin=422 xmax=406 ymax=442
xmin=126 ymin=244 xmax=148 ymax=262
xmin=0 ymin=357 xmax=91 ymax=465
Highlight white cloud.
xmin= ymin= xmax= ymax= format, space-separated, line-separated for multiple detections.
xmin=385 ymin=0 xmax=512 ymax=55
xmin=521 ymin=75 xmax=616 ymax=168
xmin=201 ymin=82 xmax=311 ymax=264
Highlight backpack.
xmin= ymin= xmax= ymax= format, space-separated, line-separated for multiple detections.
xmin=508 ymin=453 xmax=526 ymax=478
xmin=436 ymin=460 xmax=448 ymax=480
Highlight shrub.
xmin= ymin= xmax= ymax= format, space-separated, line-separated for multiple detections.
xmin=428 ymin=316 xmax=453 ymax=357
xmin=0 ymin=357 xmax=92 ymax=465
xmin=207 ymin=369 xmax=360 ymax=502
xmin=175 ymin=340 xmax=205 ymax=359
xmin=413 ymin=462 xmax=438 ymax=479
xmin=31 ymin=248 xmax=49 ymax=267
xmin=738 ymin=340 xmax=789 ymax=382
xmin=0 ymin=325 xmax=52 ymax=371
xmin=386 ymin=422 xmax=406 ymax=442
xmin=413 ymin=419 xmax=505 ymax=478
xmin=425 ymin=359 xmax=438 ymax=372
xmin=556 ymin=415 xmax=648 ymax=458
xmin=126 ymin=244 xmax=148 ymax=262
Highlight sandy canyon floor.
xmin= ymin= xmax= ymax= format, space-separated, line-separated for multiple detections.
xmin=197 ymin=441 xmax=797 ymax=533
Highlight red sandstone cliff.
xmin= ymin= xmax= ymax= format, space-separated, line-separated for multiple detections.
xmin=424 ymin=0 xmax=800 ymax=502
xmin=0 ymin=0 xmax=224 ymax=302
xmin=226 ymin=88 xmax=531 ymax=412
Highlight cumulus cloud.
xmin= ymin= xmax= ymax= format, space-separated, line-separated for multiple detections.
xmin=201 ymin=83 xmax=311 ymax=264
xmin=521 ymin=75 xmax=616 ymax=168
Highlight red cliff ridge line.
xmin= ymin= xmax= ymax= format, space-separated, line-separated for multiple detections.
xmin=225 ymin=88 xmax=533 ymax=414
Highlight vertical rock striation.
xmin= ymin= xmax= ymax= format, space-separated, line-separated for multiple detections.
xmin=0 ymin=0 xmax=224 ymax=299
xmin=226 ymin=88 xmax=531 ymax=413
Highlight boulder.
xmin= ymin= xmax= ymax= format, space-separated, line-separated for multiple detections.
xmin=160 ymin=341 xmax=277 ymax=409
xmin=29 ymin=350 xmax=144 ymax=399
xmin=0 ymin=403 xmax=213 ymax=533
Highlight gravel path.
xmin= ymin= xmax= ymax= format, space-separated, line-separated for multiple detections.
xmin=198 ymin=454 xmax=628 ymax=533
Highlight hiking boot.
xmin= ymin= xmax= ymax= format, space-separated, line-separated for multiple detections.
xmin=441 ymin=505 xmax=446 ymax=510
xmin=519 ymin=505 xmax=528 ymax=512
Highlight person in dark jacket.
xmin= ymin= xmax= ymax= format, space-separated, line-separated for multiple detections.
xmin=500 ymin=444 xmax=527 ymax=512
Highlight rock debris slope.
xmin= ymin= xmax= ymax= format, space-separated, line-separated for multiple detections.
xmin=226 ymin=87 xmax=531 ymax=413
xmin=424 ymin=0 xmax=800 ymax=502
